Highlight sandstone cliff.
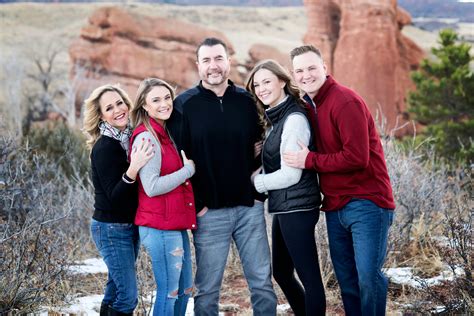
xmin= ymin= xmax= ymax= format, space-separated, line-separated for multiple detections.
xmin=303 ymin=0 xmax=424 ymax=133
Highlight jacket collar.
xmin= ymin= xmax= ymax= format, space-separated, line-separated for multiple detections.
xmin=265 ymin=95 xmax=296 ymax=125
xmin=197 ymin=79 xmax=236 ymax=96
xmin=307 ymin=75 xmax=335 ymax=108
xmin=149 ymin=117 xmax=168 ymax=140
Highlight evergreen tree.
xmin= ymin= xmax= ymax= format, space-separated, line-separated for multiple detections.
xmin=408 ymin=29 xmax=474 ymax=164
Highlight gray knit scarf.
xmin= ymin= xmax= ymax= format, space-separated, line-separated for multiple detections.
xmin=99 ymin=121 xmax=132 ymax=155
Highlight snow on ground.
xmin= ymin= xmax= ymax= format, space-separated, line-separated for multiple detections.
xmin=384 ymin=266 xmax=465 ymax=288
xmin=69 ymin=258 xmax=108 ymax=274
xmin=61 ymin=258 xmax=228 ymax=315
xmin=62 ymin=258 xmax=465 ymax=315
xmin=277 ymin=303 xmax=291 ymax=313
xmin=53 ymin=293 xmax=285 ymax=316
xmin=39 ymin=294 xmax=103 ymax=315
xmin=43 ymin=295 xmax=197 ymax=315
xmin=63 ymin=259 xmax=201 ymax=315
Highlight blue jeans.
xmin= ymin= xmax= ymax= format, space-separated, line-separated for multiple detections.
xmin=90 ymin=219 xmax=140 ymax=314
xmin=139 ymin=227 xmax=193 ymax=316
xmin=193 ymin=202 xmax=277 ymax=316
xmin=325 ymin=199 xmax=394 ymax=316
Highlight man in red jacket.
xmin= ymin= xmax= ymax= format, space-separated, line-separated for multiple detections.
xmin=283 ymin=45 xmax=395 ymax=316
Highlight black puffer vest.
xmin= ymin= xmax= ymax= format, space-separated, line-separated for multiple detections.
xmin=263 ymin=96 xmax=321 ymax=214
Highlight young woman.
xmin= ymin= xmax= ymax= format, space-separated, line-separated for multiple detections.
xmin=83 ymin=84 xmax=154 ymax=316
xmin=130 ymin=78 xmax=196 ymax=316
xmin=246 ymin=60 xmax=326 ymax=315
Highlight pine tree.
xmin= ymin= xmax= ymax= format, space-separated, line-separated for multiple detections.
xmin=408 ymin=29 xmax=474 ymax=164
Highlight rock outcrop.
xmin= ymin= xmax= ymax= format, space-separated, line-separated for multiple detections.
xmin=245 ymin=43 xmax=291 ymax=71
xmin=303 ymin=0 xmax=424 ymax=133
xmin=69 ymin=6 xmax=239 ymax=111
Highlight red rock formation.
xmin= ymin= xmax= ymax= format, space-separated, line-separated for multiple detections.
xmin=303 ymin=0 xmax=424 ymax=134
xmin=303 ymin=0 xmax=341 ymax=74
xmin=70 ymin=6 xmax=239 ymax=112
xmin=246 ymin=43 xmax=291 ymax=71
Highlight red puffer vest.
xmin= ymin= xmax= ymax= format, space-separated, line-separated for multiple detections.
xmin=130 ymin=118 xmax=196 ymax=230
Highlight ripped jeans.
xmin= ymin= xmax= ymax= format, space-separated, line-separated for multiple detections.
xmin=139 ymin=227 xmax=193 ymax=316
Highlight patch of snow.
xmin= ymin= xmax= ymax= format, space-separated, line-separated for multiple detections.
xmin=277 ymin=303 xmax=291 ymax=313
xmin=62 ymin=258 xmax=350 ymax=315
xmin=430 ymin=236 xmax=451 ymax=246
xmin=38 ymin=294 xmax=102 ymax=315
xmin=433 ymin=305 xmax=447 ymax=313
xmin=42 ymin=294 xmax=290 ymax=315
xmin=69 ymin=258 xmax=108 ymax=274
xmin=384 ymin=266 xmax=465 ymax=288
xmin=385 ymin=267 xmax=420 ymax=288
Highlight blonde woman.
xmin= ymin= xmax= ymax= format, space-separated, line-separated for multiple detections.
xmin=83 ymin=84 xmax=153 ymax=316
xmin=130 ymin=78 xmax=196 ymax=316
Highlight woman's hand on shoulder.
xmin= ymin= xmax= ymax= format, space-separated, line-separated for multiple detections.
xmin=130 ymin=138 xmax=155 ymax=172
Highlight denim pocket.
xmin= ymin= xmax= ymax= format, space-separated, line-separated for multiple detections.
xmin=106 ymin=223 xmax=137 ymax=242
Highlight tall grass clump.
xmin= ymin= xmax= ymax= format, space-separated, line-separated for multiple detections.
xmin=382 ymin=128 xmax=472 ymax=314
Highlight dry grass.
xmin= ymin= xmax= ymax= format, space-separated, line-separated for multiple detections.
xmin=400 ymin=213 xmax=445 ymax=278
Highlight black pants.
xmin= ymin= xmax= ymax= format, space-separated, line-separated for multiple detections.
xmin=272 ymin=210 xmax=326 ymax=316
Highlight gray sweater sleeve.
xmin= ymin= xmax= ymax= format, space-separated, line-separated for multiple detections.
xmin=253 ymin=113 xmax=311 ymax=193
xmin=133 ymin=131 xmax=195 ymax=197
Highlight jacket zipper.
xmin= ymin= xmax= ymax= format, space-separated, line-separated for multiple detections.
xmin=260 ymin=124 xmax=273 ymax=174
xmin=219 ymin=97 xmax=224 ymax=112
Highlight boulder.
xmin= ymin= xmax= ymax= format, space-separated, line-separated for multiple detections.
xmin=70 ymin=6 xmax=240 ymax=113
xmin=246 ymin=43 xmax=291 ymax=71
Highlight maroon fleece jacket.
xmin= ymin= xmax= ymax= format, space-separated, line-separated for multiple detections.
xmin=304 ymin=76 xmax=395 ymax=211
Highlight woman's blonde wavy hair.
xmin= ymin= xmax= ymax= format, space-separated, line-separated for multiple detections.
xmin=245 ymin=59 xmax=303 ymax=130
xmin=82 ymin=84 xmax=133 ymax=151
xmin=130 ymin=78 xmax=176 ymax=142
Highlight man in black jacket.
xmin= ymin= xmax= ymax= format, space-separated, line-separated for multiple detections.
xmin=168 ymin=37 xmax=276 ymax=316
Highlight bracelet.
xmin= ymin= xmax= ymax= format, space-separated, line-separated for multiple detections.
xmin=122 ymin=173 xmax=135 ymax=184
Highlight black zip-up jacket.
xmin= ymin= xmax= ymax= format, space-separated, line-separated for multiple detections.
xmin=168 ymin=80 xmax=262 ymax=212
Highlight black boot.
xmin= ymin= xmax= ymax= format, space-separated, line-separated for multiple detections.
xmin=107 ymin=306 xmax=133 ymax=316
xmin=99 ymin=302 xmax=109 ymax=316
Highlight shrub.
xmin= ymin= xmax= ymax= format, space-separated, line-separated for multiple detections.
xmin=0 ymin=132 xmax=94 ymax=314
xmin=382 ymin=132 xmax=473 ymax=313
xmin=24 ymin=120 xmax=90 ymax=183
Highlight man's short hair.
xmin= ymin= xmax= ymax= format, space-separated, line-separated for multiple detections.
xmin=290 ymin=45 xmax=323 ymax=61
xmin=196 ymin=37 xmax=229 ymax=60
